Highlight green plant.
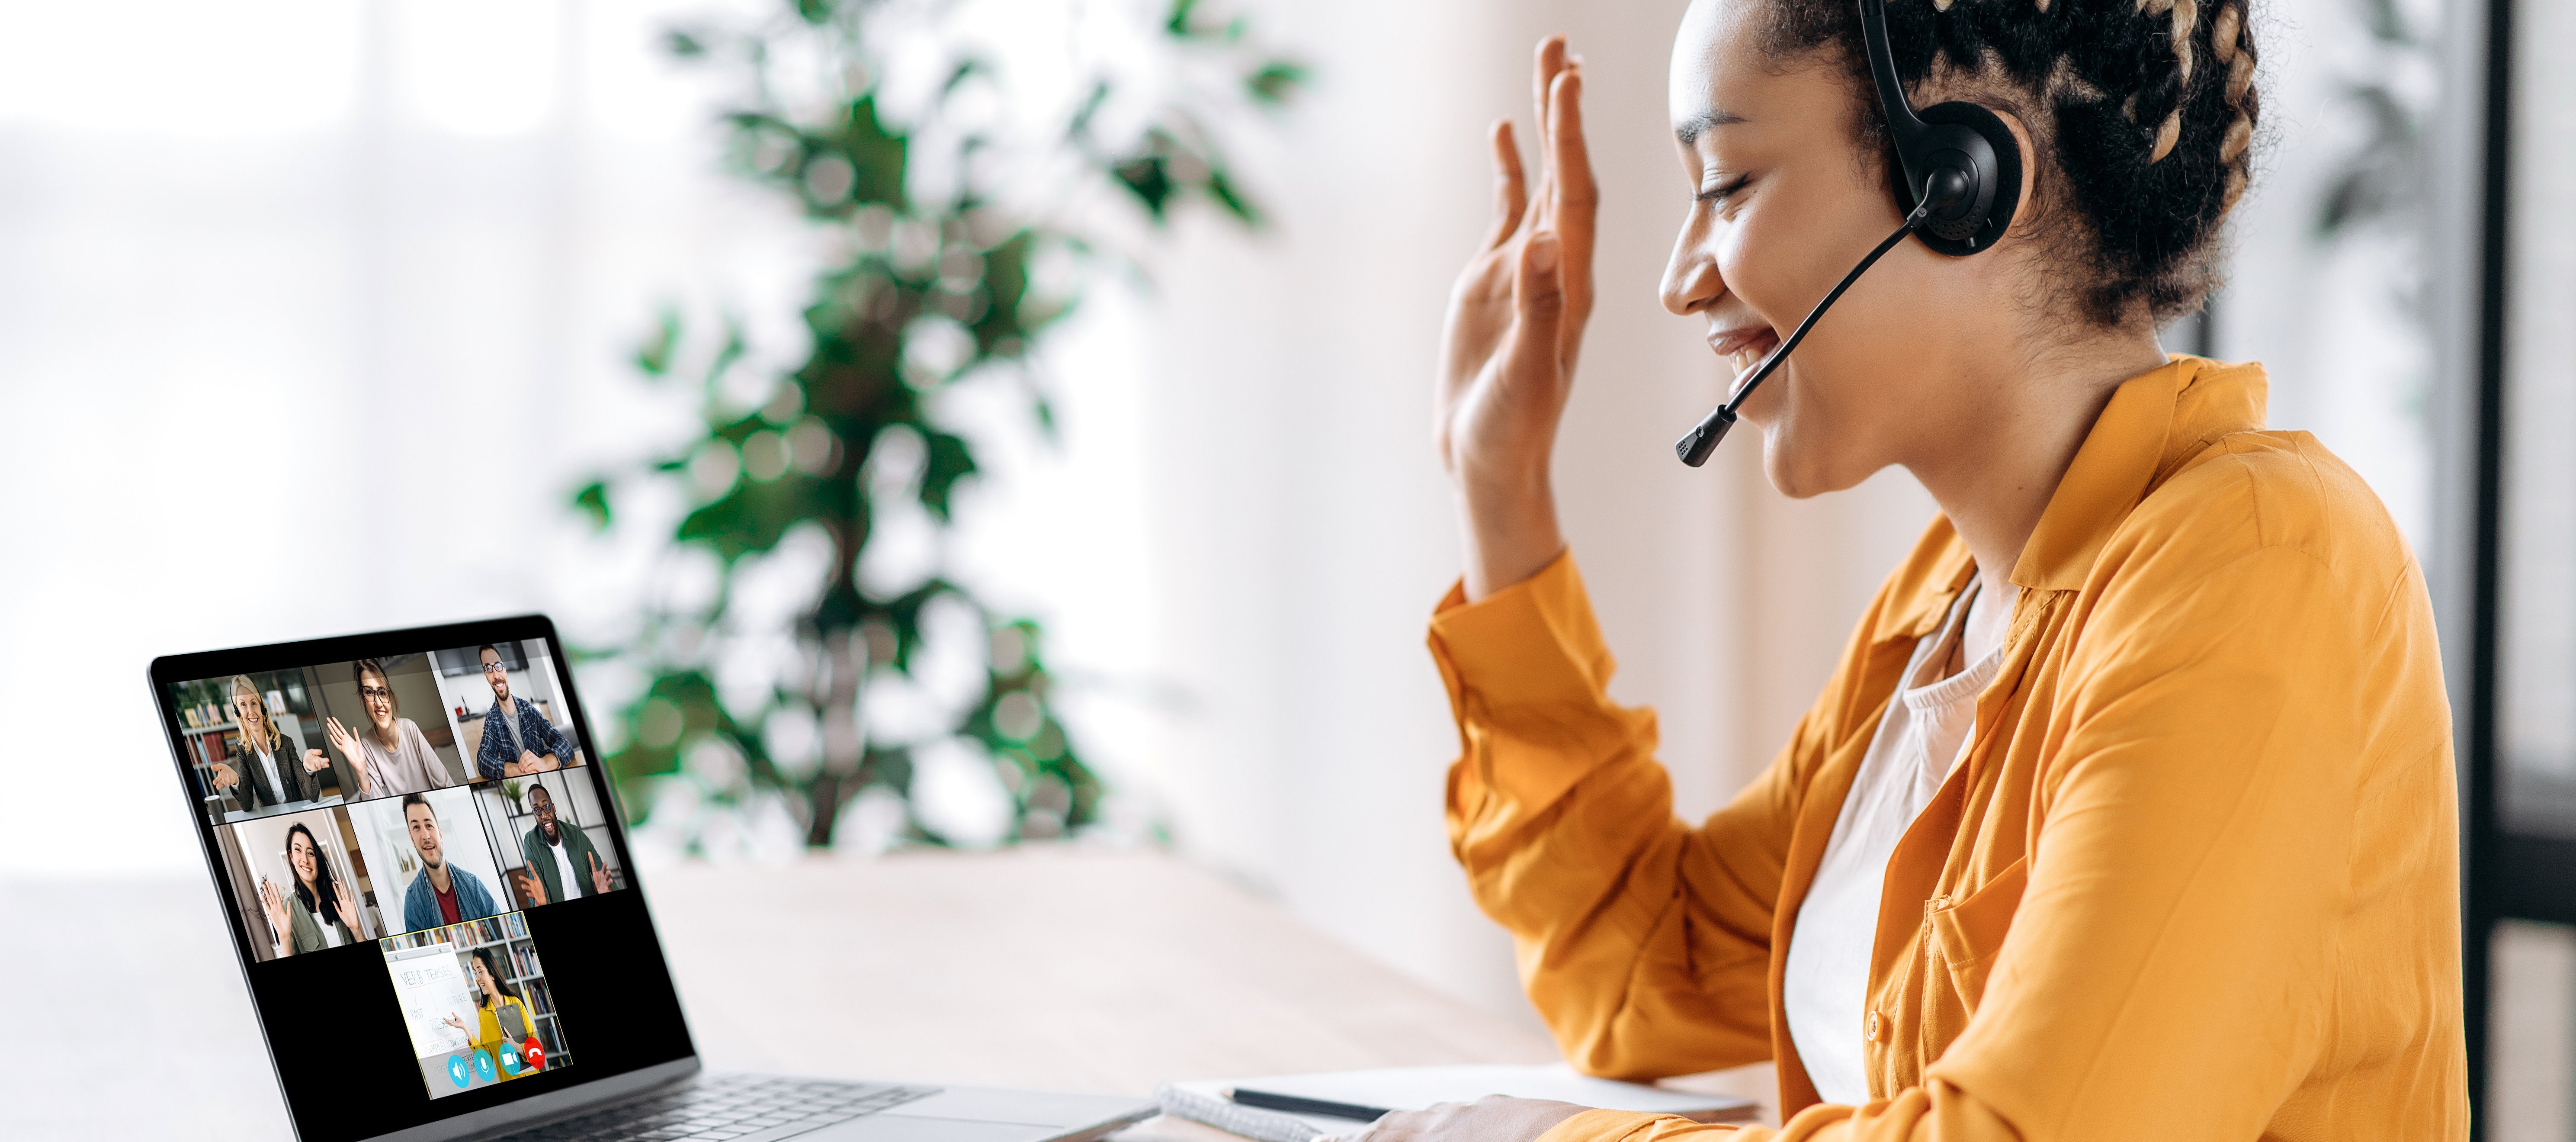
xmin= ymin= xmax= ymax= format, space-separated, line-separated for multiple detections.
xmin=571 ymin=0 xmax=1298 ymax=851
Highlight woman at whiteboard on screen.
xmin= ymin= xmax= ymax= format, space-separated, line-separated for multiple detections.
xmin=443 ymin=948 xmax=540 ymax=1081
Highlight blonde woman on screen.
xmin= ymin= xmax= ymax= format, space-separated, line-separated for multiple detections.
xmin=325 ymin=659 xmax=457 ymax=797
xmin=208 ymin=674 xmax=334 ymax=811
xmin=1379 ymin=3 xmax=2464 ymax=1140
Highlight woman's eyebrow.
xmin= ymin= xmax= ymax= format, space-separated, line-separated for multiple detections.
xmin=1675 ymin=108 xmax=1748 ymax=144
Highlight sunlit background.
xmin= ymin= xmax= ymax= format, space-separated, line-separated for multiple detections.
xmin=3 ymin=0 xmax=2567 ymax=1134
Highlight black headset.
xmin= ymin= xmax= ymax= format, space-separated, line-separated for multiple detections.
xmin=1674 ymin=0 xmax=2025 ymax=466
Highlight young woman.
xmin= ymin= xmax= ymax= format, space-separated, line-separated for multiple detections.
xmin=1390 ymin=1 xmax=2464 ymax=1139
xmin=326 ymin=659 xmax=458 ymax=797
xmin=209 ymin=674 xmax=337 ymax=811
xmin=258 ymin=821 xmax=364 ymax=957
xmin=443 ymin=947 xmax=540 ymax=1080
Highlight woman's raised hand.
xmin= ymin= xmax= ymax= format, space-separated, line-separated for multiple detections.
xmin=1437 ymin=37 xmax=1596 ymax=599
xmin=259 ymin=879 xmax=293 ymax=951
xmin=332 ymin=874 xmax=361 ymax=934
xmin=324 ymin=717 xmax=375 ymax=797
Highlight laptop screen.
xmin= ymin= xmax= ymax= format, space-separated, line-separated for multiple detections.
xmin=153 ymin=618 xmax=696 ymax=1142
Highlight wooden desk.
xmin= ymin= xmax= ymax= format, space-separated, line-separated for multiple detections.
xmin=0 ymin=848 xmax=1773 ymax=1140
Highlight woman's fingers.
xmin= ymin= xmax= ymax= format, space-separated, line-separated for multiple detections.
xmin=1522 ymin=36 xmax=1567 ymax=233
xmin=1546 ymin=65 xmax=1596 ymax=222
xmin=1484 ymin=120 xmax=1526 ymax=251
xmin=1531 ymin=36 xmax=1565 ymax=170
xmin=1541 ymin=63 xmax=1596 ymax=375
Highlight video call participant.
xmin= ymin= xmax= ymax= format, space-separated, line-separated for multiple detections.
xmin=207 ymin=674 xmax=334 ymax=812
xmin=514 ymin=782 xmax=611 ymax=905
xmin=441 ymin=947 xmax=540 ymax=1081
xmin=399 ymin=794 xmax=498 ymax=930
xmin=330 ymin=659 xmax=457 ymax=797
xmin=474 ymin=645 xmax=577 ymax=781
xmin=258 ymin=821 xmax=363 ymax=956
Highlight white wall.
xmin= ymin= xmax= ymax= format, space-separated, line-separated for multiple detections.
xmin=0 ymin=0 xmax=798 ymax=872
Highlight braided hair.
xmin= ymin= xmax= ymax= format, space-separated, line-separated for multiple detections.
xmin=1758 ymin=0 xmax=2261 ymax=325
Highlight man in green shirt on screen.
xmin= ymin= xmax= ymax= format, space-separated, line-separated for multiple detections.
xmin=515 ymin=781 xmax=612 ymax=906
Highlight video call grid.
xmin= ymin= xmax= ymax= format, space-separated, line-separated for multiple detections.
xmin=173 ymin=639 xmax=629 ymax=1099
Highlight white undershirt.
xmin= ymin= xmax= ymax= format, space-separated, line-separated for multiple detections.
xmin=1783 ymin=575 xmax=2015 ymax=1105
xmin=547 ymin=830 xmax=581 ymax=898
xmin=254 ymin=746 xmax=285 ymax=802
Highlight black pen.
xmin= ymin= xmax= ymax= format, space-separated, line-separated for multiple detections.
xmin=1225 ymin=1089 xmax=1395 ymax=1122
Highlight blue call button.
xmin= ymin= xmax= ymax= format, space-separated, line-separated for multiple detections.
xmin=446 ymin=1054 xmax=472 ymax=1088
xmin=472 ymin=1049 xmax=498 ymax=1083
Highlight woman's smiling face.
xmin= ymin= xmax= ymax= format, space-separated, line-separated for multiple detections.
xmin=360 ymin=667 xmax=396 ymax=732
xmin=289 ymin=830 xmax=318 ymax=888
xmin=1659 ymin=0 xmax=2002 ymax=497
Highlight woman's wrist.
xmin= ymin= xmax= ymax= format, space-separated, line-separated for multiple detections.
xmin=1456 ymin=474 xmax=1565 ymax=601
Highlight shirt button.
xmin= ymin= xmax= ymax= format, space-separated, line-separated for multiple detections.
xmin=1865 ymin=1011 xmax=1886 ymax=1042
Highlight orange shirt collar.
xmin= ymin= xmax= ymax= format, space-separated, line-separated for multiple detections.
xmin=2007 ymin=354 xmax=2269 ymax=593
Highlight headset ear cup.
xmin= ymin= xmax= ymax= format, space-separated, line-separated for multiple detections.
xmin=1910 ymin=101 xmax=2024 ymax=257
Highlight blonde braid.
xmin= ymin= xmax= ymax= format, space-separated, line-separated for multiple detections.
xmin=2140 ymin=0 xmax=2201 ymax=161
xmin=2211 ymin=0 xmax=2257 ymax=209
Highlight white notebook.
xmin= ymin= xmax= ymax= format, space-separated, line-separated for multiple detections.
xmin=1152 ymin=1064 xmax=1757 ymax=1142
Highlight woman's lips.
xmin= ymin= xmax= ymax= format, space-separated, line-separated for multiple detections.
xmin=1708 ymin=325 xmax=1781 ymax=382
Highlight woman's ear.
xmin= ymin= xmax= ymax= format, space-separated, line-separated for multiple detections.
xmin=1991 ymin=109 xmax=2039 ymax=246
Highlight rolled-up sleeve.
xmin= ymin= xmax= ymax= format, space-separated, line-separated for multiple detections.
xmin=1432 ymin=552 xmax=1805 ymax=1081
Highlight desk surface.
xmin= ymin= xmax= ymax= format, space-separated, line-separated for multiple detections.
xmin=0 ymin=848 xmax=1773 ymax=1139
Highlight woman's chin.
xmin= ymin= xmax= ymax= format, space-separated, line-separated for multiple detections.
xmin=1755 ymin=421 xmax=1870 ymax=500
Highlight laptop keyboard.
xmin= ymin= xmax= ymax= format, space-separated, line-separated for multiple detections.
xmin=504 ymin=1074 xmax=942 ymax=1142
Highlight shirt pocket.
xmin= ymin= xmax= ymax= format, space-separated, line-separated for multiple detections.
xmin=1929 ymin=856 xmax=2029 ymax=1020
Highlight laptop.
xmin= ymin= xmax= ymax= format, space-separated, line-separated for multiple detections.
xmin=152 ymin=615 xmax=1158 ymax=1142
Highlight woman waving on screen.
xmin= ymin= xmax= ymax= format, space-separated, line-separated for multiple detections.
xmin=258 ymin=821 xmax=365 ymax=957
xmin=327 ymin=659 xmax=458 ymax=797
xmin=1395 ymin=4 xmax=2465 ymax=1140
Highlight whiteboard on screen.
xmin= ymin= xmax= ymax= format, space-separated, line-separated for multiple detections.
xmin=385 ymin=943 xmax=475 ymax=1056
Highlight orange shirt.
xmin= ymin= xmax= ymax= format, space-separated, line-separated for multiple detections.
xmin=1429 ymin=358 xmax=2466 ymax=1140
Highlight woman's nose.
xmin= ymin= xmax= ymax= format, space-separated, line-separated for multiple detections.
xmin=1661 ymin=216 xmax=1722 ymax=317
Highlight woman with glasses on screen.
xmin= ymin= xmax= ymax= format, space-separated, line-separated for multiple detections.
xmin=208 ymin=675 xmax=336 ymax=812
xmin=1388 ymin=4 xmax=2464 ymax=1139
xmin=443 ymin=947 xmax=540 ymax=1080
xmin=324 ymin=659 xmax=458 ymax=797
xmin=258 ymin=821 xmax=364 ymax=957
